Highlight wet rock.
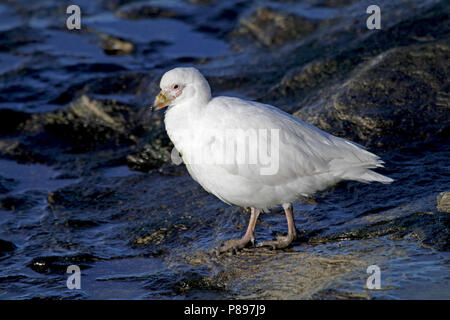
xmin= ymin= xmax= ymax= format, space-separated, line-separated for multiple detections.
xmin=47 ymin=181 xmax=118 ymax=210
xmin=265 ymin=58 xmax=355 ymax=111
xmin=134 ymin=228 xmax=171 ymax=246
xmin=22 ymin=96 xmax=139 ymax=152
xmin=127 ymin=141 xmax=172 ymax=172
xmin=126 ymin=117 xmax=173 ymax=172
xmin=311 ymin=289 xmax=369 ymax=300
xmin=98 ymin=33 xmax=134 ymax=56
xmin=0 ymin=140 xmax=50 ymax=164
xmin=28 ymin=254 xmax=99 ymax=274
xmin=51 ymin=72 xmax=155 ymax=105
xmin=0 ymin=176 xmax=16 ymax=194
xmin=115 ymin=2 xmax=192 ymax=21
xmin=310 ymin=211 xmax=449 ymax=251
xmin=0 ymin=239 xmax=16 ymax=259
xmin=233 ymin=7 xmax=317 ymax=46
xmin=0 ymin=194 xmax=38 ymax=211
xmin=173 ymin=272 xmax=227 ymax=296
xmin=0 ymin=109 xmax=30 ymax=135
xmin=294 ymin=40 xmax=450 ymax=149
xmin=437 ymin=191 xmax=450 ymax=213
xmin=304 ymin=0 xmax=359 ymax=7
xmin=65 ymin=219 xmax=101 ymax=228
xmin=0 ymin=26 xmax=44 ymax=51
xmin=188 ymin=0 xmax=219 ymax=5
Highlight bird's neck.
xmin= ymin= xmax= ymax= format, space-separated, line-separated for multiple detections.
xmin=164 ymin=99 xmax=204 ymax=153
xmin=164 ymin=81 xmax=212 ymax=152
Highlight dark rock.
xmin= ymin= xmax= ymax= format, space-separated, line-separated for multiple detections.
xmin=0 ymin=140 xmax=50 ymax=164
xmin=28 ymin=254 xmax=99 ymax=274
xmin=0 ymin=194 xmax=37 ymax=211
xmin=98 ymin=33 xmax=134 ymax=56
xmin=0 ymin=239 xmax=16 ymax=259
xmin=65 ymin=219 xmax=101 ymax=228
xmin=0 ymin=26 xmax=44 ymax=52
xmin=294 ymin=40 xmax=450 ymax=149
xmin=126 ymin=140 xmax=172 ymax=172
xmin=47 ymin=182 xmax=118 ymax=210
xmin=311 ymin=288 xmax=369 ymax=300
xmin=437 ymin=191 xmax=450 ymax=213
xmin=126 ymin=117 xmax=173 ymax=172
xmin=115 ymin=2 xmax=192 ymax=21
xmin=22 ymin=96 xmax=139 ymax=152
xmin=51 ymin=72 xmax=155 ymax=105
xmin=304 ymin=0 xmax=359 ymax=7
xmin=310 ymin=211 xmax=450 ymax=251
xmin=0 ymin=176 xmax=16 ymax=194
xmin=265 ymin=57 xmax=355 ymax=112
xmin=0 ymin=109 xmax=30 ymax=135
xmin=232 ymin=6 xmax=317 ymax=46
xmin=173 ymin=272 xmax=227 ymax=295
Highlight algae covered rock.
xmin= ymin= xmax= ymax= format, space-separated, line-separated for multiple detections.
xmin=233 ymin=6 xmax=317 ymax=46
xmin=294 ymin=40 xmax=450 ymax=149
xmin=437 ymin=191 xmax=450 ymax=213
xmin=22 ymin=95 xmax=139 ymax=152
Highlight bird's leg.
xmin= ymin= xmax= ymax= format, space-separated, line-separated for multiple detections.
xmin=216 ymin=207 xmax=261 ymax=255
xmin=257 ymin=203 xmax=297 ymax=250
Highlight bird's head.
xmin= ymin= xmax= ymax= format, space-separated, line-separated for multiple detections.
xmin=153 ymin=67 xmax=211 ymax=111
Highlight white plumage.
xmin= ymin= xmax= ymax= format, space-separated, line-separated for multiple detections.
xmin=153 ymin=67 xmax=393 ymax=252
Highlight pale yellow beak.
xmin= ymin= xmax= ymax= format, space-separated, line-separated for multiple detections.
xmin=153 ymin=91 xmax=172 ymax=110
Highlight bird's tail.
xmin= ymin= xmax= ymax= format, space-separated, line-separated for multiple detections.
xmin=343 ymin=169 xmax=394 ymax=184
xmin=329 ymin=153 xmax=394 ymax=184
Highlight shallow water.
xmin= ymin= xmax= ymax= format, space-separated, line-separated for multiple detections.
xmin=0 ymin=0 xmax=449 ymax=299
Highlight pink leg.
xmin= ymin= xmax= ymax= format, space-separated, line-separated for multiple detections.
xmin=257 ymin=203 xmax=297 ymax=250
xmin=216 ymin=207 xmax=261 ymax=255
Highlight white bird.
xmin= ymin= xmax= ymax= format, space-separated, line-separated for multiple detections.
xmin=153 ymin=67 xmax=393 ymax=254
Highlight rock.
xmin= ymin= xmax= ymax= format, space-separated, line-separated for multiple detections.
xmin=0 ymin=193 xmax=38 ymax=211
xmin=126 ymin=142 xmax=172 ymax=172
xmin=115 ymin=2 xmax=192 ymax=21
xmin=0 ymin=109 xmax=30 ymax=135
xmin=0 ymin=239 xmax=16 ymax=259
xmin=310 ymin=211 xmax=449 ymax=251
xmin=173 ymin=273 xmax=226 ymax=295
xmin=437 ymin=191 xmax=450 ymax=213
xmin=98 ymin=33 xmax=134 ymax=56
xmin=0 ymin=176 xmax=16 ymax=194
xmin=22 ymin=96 xmax=139 ymax=152
xmin=0 ymin=140 xmax=52 ymax=164
xmin=0 ymin=26 xmax=44 ymax=51
xmin=233 ymin=6 xmax=317 ymax=46
xmin=305 ymin=0 xmax=359 ymax=7
xmin=294 ymin=40 xmax=450 ymax=149
xmin=126 ymin=117 xmax=173 ymax=172
xmin=264 ymin=58 xmax=355 ymax=112
xmin=51 ymin=72 xmax=155 ymax=105
xmin=47 ymin=180 xmax=118 ymax=210
xmin=28 ymin=254 xmax=99 ymax=274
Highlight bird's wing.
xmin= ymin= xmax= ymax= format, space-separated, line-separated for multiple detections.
xmin=201 ymin=96 xmax=386 ymax=187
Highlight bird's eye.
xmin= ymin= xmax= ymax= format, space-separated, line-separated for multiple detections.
xmin=173 ymin=84 xmax=179 ymax=90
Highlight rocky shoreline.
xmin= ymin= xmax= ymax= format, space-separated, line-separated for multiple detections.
xmin=0 ymin=0 xmax=448 ymax=299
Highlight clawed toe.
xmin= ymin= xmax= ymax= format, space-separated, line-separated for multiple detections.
xmin=256 ymin=234 xmax=297 ymax=250
xmin=215 ymin=237 xmax=253 ymax=256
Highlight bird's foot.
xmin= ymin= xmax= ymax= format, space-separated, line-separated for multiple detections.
xmin=215 ymin=236 xmax=254 ymax=256
xmin=256 ymin=233 xmax=296 ymax=250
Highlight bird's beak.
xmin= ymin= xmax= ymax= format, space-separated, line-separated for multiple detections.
xmin=152 ymin=91 xmax=172 ymax=111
